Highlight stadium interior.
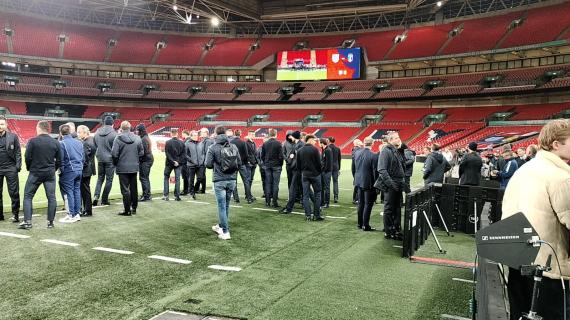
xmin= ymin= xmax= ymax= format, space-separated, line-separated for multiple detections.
xmin=0 ymin=0 xmax=569 ymax=319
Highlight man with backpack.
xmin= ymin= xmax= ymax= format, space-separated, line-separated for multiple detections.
xmin=280 ymin=131 xmax=304 ymax=214
xmin=205 ymin=126 xmax=241 ymax=240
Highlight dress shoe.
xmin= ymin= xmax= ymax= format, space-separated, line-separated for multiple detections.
xmin=192 ymin=194 xmax=197 ymax=200
xmin=265 ymin=201 xmax=271 ymax=207
xmin=162 ymin=196 xmax=169 ymax=201
xmin=139 ymin=197 xmax=148 ymax=202
xmin=305 ymin=216 xmax=312 ymax=222
xmin=92 ymin=200 xmax=98 ymax=206
xmin=118 ymin=211 xmax=131 ymax=216
xmin=175 ymin=197 xmax=182 ymax=201
xmin=11 ymin=215 xmax=19 ymax=223
xmin=131 ymin=209 xmax=137 ymax=215
xmin=180 ymin=192 xmax=188 ymax=196
xmin=334 ymin=198 xmax=338 ymax=203
xmin=393 ymin=232 xmax=404 ymax=241
xmin=247 ymin=199 xmax=254 ymax=204
xmin=279 ymin=208 xmax=291 ymax=214
xmin=362 ymin=227 xmax=376 ymax=232
xmin=80 ymin=212 xmax=93 ymax=217
xmin=323 ymin=203 xmax=330 ymax=209
xmin=47 ymin=221 xmax=54 ymax=229
xmin=313 ymin=216 xmax=325 ymax=221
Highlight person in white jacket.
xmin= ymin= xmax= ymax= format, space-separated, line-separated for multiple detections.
xmin=502 ymin=119 xmax=570 ymax=320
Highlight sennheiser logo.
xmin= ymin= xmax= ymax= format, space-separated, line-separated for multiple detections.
xmin=482 ymin=236 xmax=489 ymax=241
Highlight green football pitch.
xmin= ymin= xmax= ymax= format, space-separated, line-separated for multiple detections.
xmin=0 ymin=153 xmax=475 ymax=320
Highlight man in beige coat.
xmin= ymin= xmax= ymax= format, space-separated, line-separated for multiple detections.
xmin=502 ymin=119 xmax=570 ymax=319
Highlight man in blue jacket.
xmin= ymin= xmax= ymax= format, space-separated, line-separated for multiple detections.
xmin=492 ymin=149 xmax=519 ymax=189
xmin=58 ymin=124 xmax=84 ymax=223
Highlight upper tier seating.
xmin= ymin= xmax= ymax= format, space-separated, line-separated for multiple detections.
xmin=509 ymin=103 xmax=569 ymax=120
xmin=381 ymin=108 xmax=440 ymax=122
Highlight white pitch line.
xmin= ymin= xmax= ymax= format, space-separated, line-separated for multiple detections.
xmin=329 ymin=204 xmax=341 ymax=207
xmin=393 ymin=245 xmax=404 ymax=249
xmin=56 ymin=210 xmax=67 ymax=214
xmin=92 ymin=247 xmax=134 ymax=255
xmin=441 ymin=314 xmax=471 ymax=320
xmin=208 ymin=265 xmax=241 ymax=272
xmin=92 ymin=205 xmax=109 ymax=209
xmin=148 ymin=255 xmax=191 ymax=265
xmin=325 ymin=215 xmax=348 ymax=220
xmin=41 ymin=239 xmax=80 ymax=247
xmin=252 ymin=208 xmax=278 ymax=212
xmin=0 ymin=231 xmax=31 ymax=239
xmin=292 ymin=211 xmax=305 ymax=215
xmin=186 ymin=201 xmax=211 ymax=205
xmin=32 ymin=214 xmax=41 ymax=217
xmin=452 ymin=278 xmax=476 ymax=284
xmin=230 ymin=205 xmax=243 ymax=208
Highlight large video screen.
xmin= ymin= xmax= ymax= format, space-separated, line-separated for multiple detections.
xmin=276 ymin=48 xmax=361 ymax=81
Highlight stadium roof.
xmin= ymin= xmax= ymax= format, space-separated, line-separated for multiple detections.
xmin=0 ymin=0 xmax=557 ymax=35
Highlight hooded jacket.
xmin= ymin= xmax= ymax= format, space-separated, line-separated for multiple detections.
xmin=94 ymin=125 xmax=117 ymax=163
xmin=502 ymin=150 xmax=570 ymax=279
xmin=186 ymin=139 xmax=202 ymax=168
xmin=60 ymin=134 xmax=84 ymax=174
xmin=205 ymin=134 xmax=241 ymax=182
xmin=399 ymin=144 xmax=415 ymax=177
xmin=199 ymin=137 xmax=214 ymax=166
xmin=111 ymin=132 xmax=143 ymax=174
xmin=283 ymin=138 xmax=295 ymax=166
xmin=423 ymin=151 xmax=451 ymax=184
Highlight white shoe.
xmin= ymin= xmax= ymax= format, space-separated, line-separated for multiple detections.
xmin=72 ymin=215 xmax=81 ymax=222
xmin=59 ymin=215 xmax=75 ymax=223
xmin=218 ymin=232 xmax=231 ymax=240
xmin=212 ymin=225 xmax=223 ymax=235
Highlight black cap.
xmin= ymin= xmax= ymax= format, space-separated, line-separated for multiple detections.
xmin=291 ymin=131 xmax=301 ymax=140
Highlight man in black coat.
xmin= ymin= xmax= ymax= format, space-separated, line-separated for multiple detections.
xmin=423 ymin=143 xmax=452 ymax=185
xmin=0 ymin=116 xmax=21 ymax=222
xmin=328 ymin=137 xmax=341 ymax=203
xmin=283 ymin=130 xmax=296 ymax=189
xmin=355 ymin=137 xmax=379 ymax=231
xmin=280 ymin=131 xmax=304 ymax=214
xmin=180 ymin=130 xmax=191 ymax=195
xmin=93 ymin=116 xmax=117 ymax=206
xmin=137 ymin=123 xmax=153 ymax=201
xmin=297 ymin=135 xmax=324 ymax=221
xmin=77 ymin=125 xmax=97 ymax=217
xmin=245 ymin=130 xmax=257 ymax=190
xmin=163 ymin=128 xmax=185 ymax=201
xmin=19 ymin=121 xmax=60 ymax=229
xmin=399 ymin=143 xmax=415 ymax=194
xmin=231 ymin=129 xmax=254 ymax=203
xmin=377 ymin=132 xmax=405 ymax=240
xmin=261 ymin=128 xmax=284 ymax=207
xmin=320 ymin=138 xmax=333 ymax=208
xmin=459 ymin=142 xmax=483 ymax=186
xmin=112 ymin=121 xmax=143 ymax=216
xmin=351 ymin=139 xmax=364 ymax=204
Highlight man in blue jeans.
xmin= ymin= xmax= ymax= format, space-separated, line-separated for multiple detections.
xmin=58 ymin=124 xmax=84 ymax=223
xmin=19 ymin=121 xmax=61 ymax=229
xmin=205 ymin=126 xmax=241 ymax=240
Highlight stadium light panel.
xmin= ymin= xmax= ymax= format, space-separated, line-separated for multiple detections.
xmin=436 ymin=1 xmax=443 ymax=7
xmin=211 ymin=17 xmax=220 ymax=27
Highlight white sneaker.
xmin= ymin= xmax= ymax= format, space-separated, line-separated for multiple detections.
xmin=59 ymin=215 xmax=75 ymax=223
xmin=211 ymin=224 xmax=223 ymax=235
xmin=72 ymin=215 xmax=81 ymax=222
xmin=218 ymin=232 xmax=231 ymax=240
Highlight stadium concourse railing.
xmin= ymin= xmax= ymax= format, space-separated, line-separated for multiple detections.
xmin=402 ymin=183 xmax=508 ymax=320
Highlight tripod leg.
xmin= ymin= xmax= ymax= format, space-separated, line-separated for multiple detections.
xmin=423 ymin=210 xmax=446 ymax=254
xmin=435 ymin=203 xmax=451 ymax=236
xmin=474 ymin=201 xmax=478 ymax=235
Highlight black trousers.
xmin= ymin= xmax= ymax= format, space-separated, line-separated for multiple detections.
xmin=321 ymin=171 xmax=332 ymax=205
xmin=353 ymin=187 xmax=359 ymax=203
xmin=285 ymin=170 xmax=301 ymax=211
xmin=264 ymin=166 xmax=281 ymax=204
xmin=286 ymin=165 xmax=293 ymax=189
xmin=508 ymin=268 xmax=570 ymax=320
xmin=80 ymin=176 xmax=92 ymax=214
xmin=259 ymin=166 xmax=266 ymax=196
xmin=383 ymin=188 xmax=402 ymax=235
xmin=302 ymin=175 xmax=321 ymax=218
xmin=118 ymin=173 xmax=138 ymax=213
xmin=186 ymin=166 xmax=198 ymax=195
xmin=357 ymin=187 xmax=377 ymax=228
xmin=331 ymin=170 xmax=340 ymax=200
xmin=0 ymin=170 xmax=19 ymax=217
xmin=194 ymin=166 xmax=207 ymax=193
xmin=139 ymin=159 xmax=153 ymax=199
xmin=94 ymin=162 xmax=115 ymax=203
xmin=180 ymin=164 xmax=189 ymax=194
